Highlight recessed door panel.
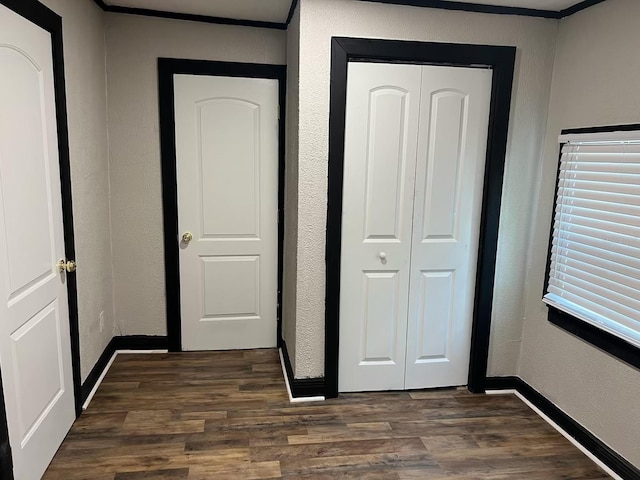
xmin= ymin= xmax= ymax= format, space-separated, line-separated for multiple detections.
xmin=10 ymin=302 xmax=64 ymax=440
xmin=198 ymin=99 xmax=260 ymax=239
xmin=422 ymin=91 xmax=468 ymax=241
xmin=0 ymin=46 xmax=54 ymax=296
xmin=176 ymin=74 xmax=278 ymax=351
xmin=363 ymin=88 xmax=409 ymax=242
xmin=414 ymin=270 xmax=455 ymax=362
xmin=360 ymin=271 xmax=400 ymax=364
xmin=0 ymin=6 xmax=76 ymax=479
xmin=202 ymin=256 xmax=259 ymax=320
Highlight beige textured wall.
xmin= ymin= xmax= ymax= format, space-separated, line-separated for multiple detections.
xmin=519 ymin=0 xmax=640 ymax=467
xmin=282 ymin=3 xmax=300 ymax=370
xmin=290 ymin=0 xmax=558 ymax=378
xmin=105 ymin=14 xmax=287 ymax=335
xmin=40 ymin=0 xmax=115 ymax=382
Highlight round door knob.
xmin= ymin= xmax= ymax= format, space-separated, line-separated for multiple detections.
xmin=379 ymin=252 xmax=387 ymax=260
xmin=182 ymin=232 xmax=193 ymax=243
xmin=56 ymin=259 xmax=76 ymax=273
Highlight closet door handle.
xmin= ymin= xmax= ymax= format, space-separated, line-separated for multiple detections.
xmin=378 ymin=252 xmax=387 ymax=260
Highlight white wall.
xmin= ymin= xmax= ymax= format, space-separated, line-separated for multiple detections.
xmin=40 ymin=0 xmax=115 ymax=382
xmin=283 ymin=2 xmax=300 ymax=370
xmin=519 ymin=0 xmax=640 ymax=467
xmin=105 ymin=14 xmax=287 ymax=335
xmin=289 ymin=0 xmax=558 ymax=378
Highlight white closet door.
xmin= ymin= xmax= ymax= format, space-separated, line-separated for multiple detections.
xmin=404 ymin=66 xmax=492 ymax=389
xmin=0 ymin=5 xmax=76 ymax=479
xmin=175 ymin=75 xmax=279 ymax=351
xmin=339 ymin=62 xmax=422 ymax=392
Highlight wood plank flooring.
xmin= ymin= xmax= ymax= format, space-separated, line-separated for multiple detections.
xmin=44 ymin=349 xmax=609 ymax=479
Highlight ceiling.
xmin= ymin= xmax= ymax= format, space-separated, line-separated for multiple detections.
xmin=103 ymin=0 xmax=293 ymax=23
xmin=103 ymin=0 xmax=587 ymax=24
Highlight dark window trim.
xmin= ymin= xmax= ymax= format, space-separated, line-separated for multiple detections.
xmin=158 ymin=58 xmax=287 ymax=353
xmin=356 ymin=0 xmax=606 ymax=19
xmin=0 ymin=0 xmax=83 ymax=477
xmin=325 ymin=37 xmax=516 ymax=398
xmin=544 ymin=123 xmax=640 ymax=371
xmin=93 ymin=0 xmax=295 ymax=30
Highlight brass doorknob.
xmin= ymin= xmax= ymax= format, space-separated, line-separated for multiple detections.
xmin=57 ymin=259 xmax=77 ymax=273
xmin=182 ymin=232 xmax=193 ymax=243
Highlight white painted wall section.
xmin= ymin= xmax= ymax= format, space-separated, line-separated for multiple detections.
xmin=519 ymin=0 xmax=640 ymax=468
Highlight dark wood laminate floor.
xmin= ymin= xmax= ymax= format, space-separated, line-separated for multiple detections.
xmin=44 ymin=349 xmax=609 ymax=479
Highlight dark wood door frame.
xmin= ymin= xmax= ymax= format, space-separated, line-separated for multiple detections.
xmin=0 ymin=0 xmax=81 ymax=477
xmin=325 ymin=37 xmax=516 ymax=398
xmin=158 ymin=59 xmax=287 ymax=352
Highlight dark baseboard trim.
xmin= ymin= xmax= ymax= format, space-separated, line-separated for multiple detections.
xmin=357 ymin=0 xmax=606 ymax=19
xmin=80 ymin=335 xmax=168 ymax=406
xmin=80 ymin=337 xmax=117 ymax=405
xmin=92 ymin=0 xmax=287 ymax=30
xmin=113 ymin=335 xmax=169 ymax=350
xmin=280 ymin=340 xmax=325 ymax=398
xmin=486 ymin=376 xmax=640 ymax=480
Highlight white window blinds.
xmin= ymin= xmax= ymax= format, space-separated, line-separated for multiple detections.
xmin=543 ymin=131 xmax=640 ymax=348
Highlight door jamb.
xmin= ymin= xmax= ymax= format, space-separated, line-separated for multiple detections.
xmin=325 ymin=37 xmax=516 ymax=398
xmin=158 ymin=58 xmax=287 ymax=352
xmin=0 ymin=0 xmax=82 ymax=477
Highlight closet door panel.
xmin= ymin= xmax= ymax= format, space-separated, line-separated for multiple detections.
xmin=405 ymin=65 xmax=492 ymax=390
xmin=339 ymin=62 xmax=421 ymax=392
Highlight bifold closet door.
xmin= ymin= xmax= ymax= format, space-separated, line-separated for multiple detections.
xmin=339 ymin=62 xmax=492 ymax=393
xmin=338 ymin=62 xmax=422 ymax=392
xmin=404 ymin=66 xmax=492 ymax=389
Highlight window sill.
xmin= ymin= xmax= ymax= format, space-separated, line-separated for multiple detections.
xmin=548 ymin=306 xmax=640 ymax=371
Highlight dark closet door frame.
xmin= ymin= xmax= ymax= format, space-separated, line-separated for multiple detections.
xmin=325 ymin=37 xmax=516 ymax=398
xmin=158 ymin=59 xmax=287 ymax=352
xmin=0 ymin=0 xmax=82 ymax=477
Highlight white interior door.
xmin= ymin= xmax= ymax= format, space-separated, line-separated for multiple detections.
xmin=404 ymin=66 xmax=492 ymax=389
xmin=0 ymin=5 xmax=76 ymax=479
xmin=339 ymin=63 xmax=422 ymax=392
xmin=175 ymin=74 xmax=279 ymax=351
xmin=339 ymin=62 xmax=492 ymax=392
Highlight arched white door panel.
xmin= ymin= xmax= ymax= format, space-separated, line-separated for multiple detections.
xmin=0 ymin=5 xmax=76 ymax=479
xmin=175 ymin=75 xmax=279 ymax=351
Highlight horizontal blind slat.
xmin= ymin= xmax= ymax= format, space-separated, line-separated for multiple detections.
xmin=558 ymin=179 xmax=640 ymax=196
xmin=553 ymin=224 xmax=640 ymax=258
xmin=556 ymin=186 xmax=639 ymax=206
xmin=549 ymin=259 xmax=640 ymax=306
xmin=555 ymin=196 xmax=640 ymax=218
xmin=552 ymin=237 xmax=640 ymax=272
xmin=560 ymin=170 xmax=640 ymax=187
xmin=554 ymin=211 xmax=640 ymax=239
xmin=547 ymin=278 xmax=640 ymax=324
xmin=556 ymin=204 xmax=640 ymax=229
xmin=551 ymin=248 xmax=640 ymax=290
xmin=561 ymin=162 xmax=640 ymax=174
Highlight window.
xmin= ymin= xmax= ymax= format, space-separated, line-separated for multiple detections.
xmin=544 ymin=126 xmax=640 ymax=367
